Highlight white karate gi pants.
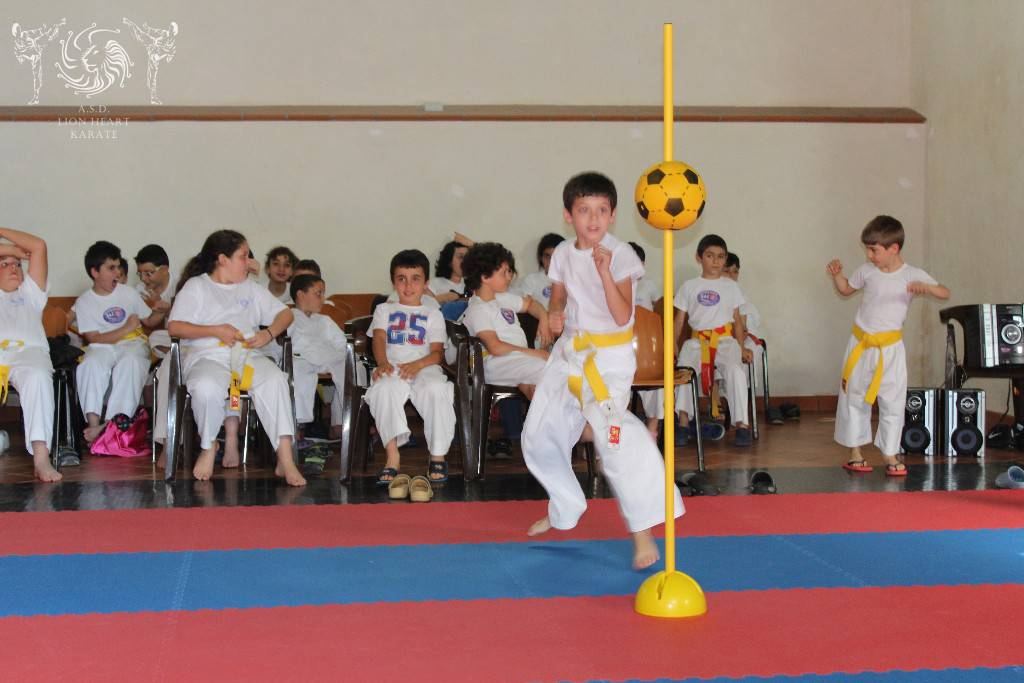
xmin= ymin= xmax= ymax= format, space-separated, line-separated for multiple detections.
xmin=365 ymin=365 xmax=454 ymax=456
xmin=834 ymin=335 xmax=907 ymax=457
xmin=76 ymin=340 xmax=150 ymax=419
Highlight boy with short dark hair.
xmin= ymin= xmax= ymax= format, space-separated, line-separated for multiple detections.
xmin=367 ymin=249 xmax=454 ymax=485
xmin=673 ymin=234 xmax=752 ymax=446
xmin=74 ymin=240 xmax=164 ymax=443
xmin=827 ymin=215 xmax=950 ymax=475
xmin=522 ymin=172 xmax=683 ymax=571
xmin=134 ymin=244 xmax=175 ymax=310
xmin=293 ymin=259 xmax=321 ymax=277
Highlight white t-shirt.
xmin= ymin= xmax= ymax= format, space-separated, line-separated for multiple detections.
xmin=386 ymin=291 xmax=440 ymax=310
xmin=674 ymin=276 xmax=746 ymax=331
xmin=0 ymin=275 xmax=49 ymax=349
xmin=370 ymin=302 xmax=447 ymax=365
xmin=740 ymin=300 xmax=763 ymax=338
xmin=73 ymin=284 xmax=153 ymax=339
xmin=511 ymin=271 xmax=554 ymax=309
xmin=849 ymin=262 xmax=938 ymax=333
xmin=135 ymin=271 xmax=178 ymax=305
xmin=463 ymin=292 xmax=528 ymax=348
xmin=428 ymin=276 xmax=465 ymax=298
xmin=635 ymin=277 xmax=661 ymax=312
xmin=548 ymin=233 xmax=644 ymax=335
xmin=168 ymin=274 xmax=287 ymax=349
xmin=289 ymin=310 xmax=347 ymax=366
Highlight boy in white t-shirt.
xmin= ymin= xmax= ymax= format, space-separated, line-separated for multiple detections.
xmin=522 ymin=172 xmax=683 ymax=571
xmin=288 ymin=274 xmax=347 ymax=440
xmin=134 ymin=244 xmax=176 ymax=356
xmin=74 ymin=241 xmax=165 ymax=443
xmin=674 ymin=234 xmax=753 ymax=446
xmin=511 ymin=232 xmax=565 ymax=311
xmin=265 ymin=245 xmax=297 ymax=304
xmin=0 ymin=226 xmax=62 ymax=481
xmin=461 ymin=242 xmax=552 ymax=393
xmin=827 ymin=215 xmax=949 ymax=475
xmin=367 ymin=249 xmax=455 ymax=485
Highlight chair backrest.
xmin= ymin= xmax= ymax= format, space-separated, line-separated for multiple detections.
xmin=345 ymin=315 xmax=375 ymax=364
xmin=320 ymin=301 xmax=352 ymax=330
xmin=632 ymin=306 xmax=665 ymax=383
xmin=328 ymin=293 xmax=381 ymax=318
xmin=42 ymin=304 xmax=69 ymax=337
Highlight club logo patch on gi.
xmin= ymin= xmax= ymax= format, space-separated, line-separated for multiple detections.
xmin=237 ymin=298 xmax=251 ymax=309
xmin=500 ymin=308 xmax=516 ymax=325
xmin=102 ymin=306 xmax=126 ymax=324
xmin=542 ymin=286 xmax=552 ymax=298
xmin=696 ymin=290 xmax=721 ymax=306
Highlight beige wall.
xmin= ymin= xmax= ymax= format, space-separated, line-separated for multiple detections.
xmin=912 ymin=1 xmax=1024 ymax=410
xmin=3 ymin=0 xmax=910 ymax=106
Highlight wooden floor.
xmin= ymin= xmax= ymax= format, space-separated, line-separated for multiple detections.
xmin=0 ymin=411 xmax=1019 ymax=511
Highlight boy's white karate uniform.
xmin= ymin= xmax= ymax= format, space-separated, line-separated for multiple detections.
xmin=721 ymin=299 xmax=765 ymax=407
xmin=0 ymin=275 xmax=54 ymax=453
xmin=522 ymin=235 xmax=683 ymax=533
xmin=289 ymin=309 xmax=347 ymax=426
xmin=462 ymin=292 xmax=545 ymax=386
xmin=73 ymin=284 xmax=152 ymax=420
xmin=365 ymin=301 xmax=454 ymax=456
xmin=835 ymin=263 xmax=937 ymax=456
xmin=512 ymin=271 xmax=554 ymax=310
xmin=168 ymin=275 xmax=294 ymax=450
xmin=136 ymin=271 xmax=177 ymax=358
xmin=674 ymin=277 xmax=749 ymax=422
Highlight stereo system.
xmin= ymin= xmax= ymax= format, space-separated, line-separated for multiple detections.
xmin=899 ymin=388 xmax=985 ymax=457
xmin=941 ymin=304 xmax=1024 ymax=369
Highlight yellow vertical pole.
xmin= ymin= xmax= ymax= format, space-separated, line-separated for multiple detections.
xmin=661 ymin=22 xmax=676 ymax=575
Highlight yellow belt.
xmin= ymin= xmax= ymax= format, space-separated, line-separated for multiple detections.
xmin=567 ymin=327 xmax=633 ymax=408
xmin=693 ymin=323 xmax=733 ymax=418
xmin=842 ymin=325 xmax=902 ymax=405
xmin=121 ymin=327 xmax=148 ymax=342
xmin=0 ymin=339 xmax=25 ymax=404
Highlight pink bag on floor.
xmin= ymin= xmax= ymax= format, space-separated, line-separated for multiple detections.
xmin=90 ymin=407 xmax=152 ymax=458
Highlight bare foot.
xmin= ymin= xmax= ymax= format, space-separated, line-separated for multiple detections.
xmin=221 ymin=440 xmax=240 ymax=468
xmin=632 ymin=529 xmax=660 ymax=570
xmin=34 ymin=457 xmax=62 ymax=483
xmin=275 ymin=458 xmax=307 ymax=487
xmin=192 ymin=445 xmax=217 ymax=480
xmin=527 ymin=516 xmax=552 ymax=537
xmin=83 ymin=423 xmax=105 ymax=444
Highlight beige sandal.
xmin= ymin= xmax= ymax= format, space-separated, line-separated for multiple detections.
xmin=388 ymin=473 xmax=412 ymax=499
xmin=409 ymin=475 xmax=434 ymax=503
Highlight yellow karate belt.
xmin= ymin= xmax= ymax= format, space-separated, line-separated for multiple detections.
xmin=228 ymin=346 xmax=255 ymax=411
xmin=0 ymin=339 xmax=26 ymax=404
xmin=567 ymin=327 xmax=633 ymax=407
xmin=842 ymin=325 xmax=902 ymax=405
xmin=692 ymin=323 xmax=733 ymax=418
xmin=121 ymin=327 xmax=148 ymax=342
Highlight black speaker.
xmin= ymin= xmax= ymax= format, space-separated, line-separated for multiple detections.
xmin=901 ymin=388 xmax=939 ymax=456
xmin=943 ymin=388 xmax=986 ymax=457
xmin=940 ymin=304 xmax=1024 ymax=369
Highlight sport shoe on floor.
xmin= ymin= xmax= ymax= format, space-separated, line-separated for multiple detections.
xmin=995 ymin=465 xmax=1024 ymax=489
xmin=734 ymin=427 xmax=753 ymax=447
xmin=700 ymin=422 xmax=726 ymax=441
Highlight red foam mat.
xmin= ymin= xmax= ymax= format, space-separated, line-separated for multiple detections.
xmin=2 ymin=490 xmax=1023 ymax=556
xmin=2 ymin=583 xmax=1022 ymax=682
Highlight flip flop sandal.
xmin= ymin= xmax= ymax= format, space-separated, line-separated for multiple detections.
xmin=409 ymin=475 xmax=434 ymax=502
xmin=376 ymin=467 xmax=399 ymax=486
xmin=388 ymin=473 xmax=412 ymax=499
xmin=427 ymin=460 xmax=448 ymax=484
xmin=680 ymin=471 xmax=719 ymax=496
xmin=885 ymin=463 xmax=909 ymax=477
xmin=843 ymin=460 xmax=873 ymax=473
xmin=750 ymin=470 xmax=777 ymax=494
xmin=995 ymin=465 xmax=1024 ymax=489
xmin=302 ymin=450 xmax=327 ymax=476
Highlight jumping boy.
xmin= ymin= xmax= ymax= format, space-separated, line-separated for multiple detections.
xmin=522 ymin=172 xmax=683 ymax=571
xmin=827 ymin=215 xmax=949 ymax=475
xmin=367 ymin=249 xmax=455 ymax=484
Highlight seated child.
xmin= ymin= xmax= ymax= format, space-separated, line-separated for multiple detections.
xmin=293 ymin=259 xmax=321 ymax=277
xmin=429 ymin=239 xmax=469 ymax=304
xmin=167 ymin=230 xmax=304 ymax=485
xmin=135 ymin=244 xmax=175 ymax=356
xmin=628 ymin=241 xmax=668 ymax=438
xmin=673 ymin=234 xmax=753 ymax=446
xmin=827 ymin=215 xmax=950 ymax=475
xmin=116 ymin=257 xmax=129 ymax=285
xmin=366 ymin=249 xmax=454 ymax=484
xmin=0 ymin=226 xmax=62 ymax=481
xmin=511 ymin=232 xmax=564 ymax=311
xmin=264 ymin=245 xmax=297 ymax=303
xmin=522 ymin=172 xmax=683 ymax=570
xmin=288 ymin=274 xmax=347 ymax=438
xmin=462 ymin=242 xmax=552 ymax=395
xmin=74 ymin=241 xmax=165 ymax=443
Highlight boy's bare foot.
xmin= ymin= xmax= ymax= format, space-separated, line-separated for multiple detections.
xmin=193 ymin=445 xmax=217 ymax=480
xmin=632 ymin=529 xmax=660 ymax=570
xmin=274 ymin=459 xmax=307 ymax=487
xmin=34 ymin=456 xmax=62 ymax=482
xmin=83 ymin=423 xmax=105 ymax=444
xmin=221 ymin=439 xmax=240 ymax=468
xmin=527 ymin=516 xmax=552 ymax=536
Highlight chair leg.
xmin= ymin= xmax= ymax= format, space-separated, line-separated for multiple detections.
xmin=49 ymin=374 xmax=62 ymax=468
xmin=748 ymin=362 xmax=759 ymax=440
xmin=761 ymin=345 xmax=772 ymax=418
xmin=240 ymin=397 xmax=252 ymax=467
xmin=691 ymin=380 xmax=705 ymax=472
xmin=338 ymin=386 xmax=355 ymax=483
xmin=180 ymin=393 xmax=195 ymax=479
xmin=151 ymin=373 xmax=159 ymax=463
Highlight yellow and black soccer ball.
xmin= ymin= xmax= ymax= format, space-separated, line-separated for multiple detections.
xmin=634 ymin=161 xmax=706 ymax=231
